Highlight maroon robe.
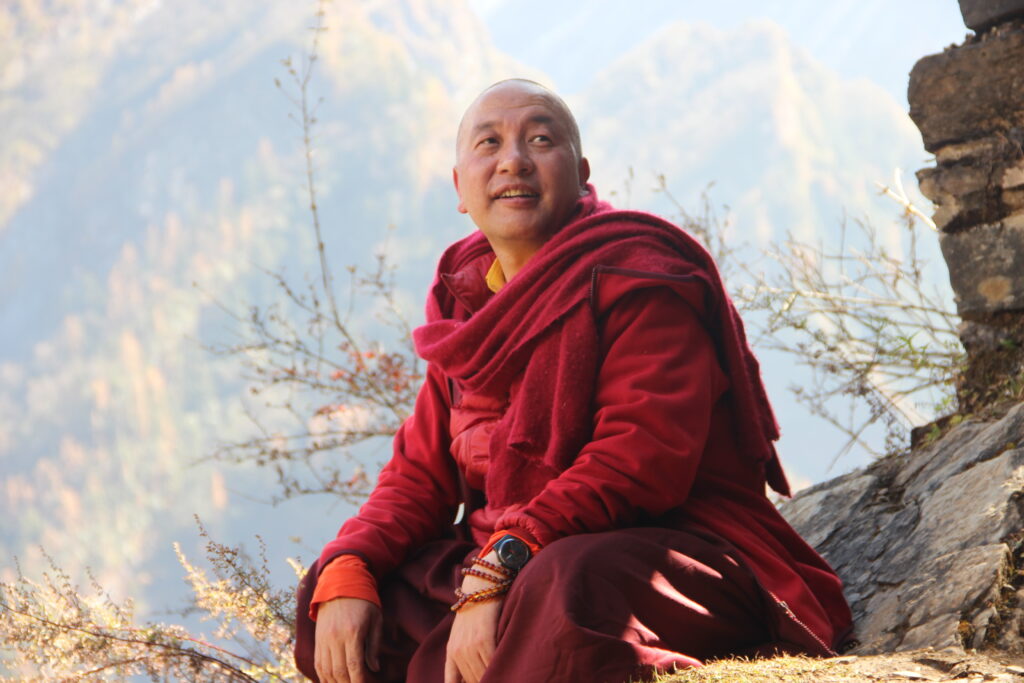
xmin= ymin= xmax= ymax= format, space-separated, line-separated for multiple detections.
xmin=296 ymin=187 xmax=853 ymax=681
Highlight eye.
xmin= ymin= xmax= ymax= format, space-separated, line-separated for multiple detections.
xmin=476 ymin=136 xmax=498 ymax=147
xmin=530 ymin=134 xmax=552 ymax=144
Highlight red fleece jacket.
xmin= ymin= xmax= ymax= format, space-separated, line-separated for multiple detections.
xmin=317 ymin=186 xmax=852 ymax=651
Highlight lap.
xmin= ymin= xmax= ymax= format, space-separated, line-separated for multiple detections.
xmin=493 ymin=527 xmax=770 ymax=680
xmin=297 ymin=528 xmax=774 ymax=683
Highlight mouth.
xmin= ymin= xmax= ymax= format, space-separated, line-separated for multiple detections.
xmin=493 ymin=186 xmax=540 ymax=200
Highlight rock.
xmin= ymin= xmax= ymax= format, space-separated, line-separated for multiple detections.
xmin=899 ymin=546 xmax=1010 ymax=631
xmin=935 ymin=138 xmax=999 ymax=165
xmin=959 ymin=0 xmax=1024 ymax=32
xmin=917 ymin=160 xmax=1022 ymax=233
xmin=909 ymin=25 xmax=1024 ymax=151
xmin=941 ymin=222 xmax=1024 ymax=315
xmin=779 ymin=404 xmax=1024 ymax=654
xmin=775 ymin=471 xmax=875 ymax=549
xmin=908 ymin=20 xmax=1024 ymax=408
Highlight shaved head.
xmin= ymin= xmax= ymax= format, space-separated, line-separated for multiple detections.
xmin=456 ymin=79 xmax=583 ymax=162
xmin=451 ymin=76 xmax=591 ymax=273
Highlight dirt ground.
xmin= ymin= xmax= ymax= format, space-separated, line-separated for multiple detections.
xmin=658 ymin=649 xmax=1024 ymax=682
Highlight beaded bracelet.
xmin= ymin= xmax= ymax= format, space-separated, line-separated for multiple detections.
xmin=471 ymin=557 xmax=515 ymax=578
xmin=450 ymin=580 xmax=513 ymax=612
xmin=450 ymin=553 xmax=520 ymax=612
xmin=460 ymin=566 xmax=507 ymax=584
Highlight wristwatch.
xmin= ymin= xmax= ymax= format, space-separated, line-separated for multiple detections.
xmin=493 ymin=534 xmax=531 ymax=572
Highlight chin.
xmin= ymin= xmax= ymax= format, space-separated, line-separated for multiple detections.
xmin=497 ymin=226 xmax=552 ymax=244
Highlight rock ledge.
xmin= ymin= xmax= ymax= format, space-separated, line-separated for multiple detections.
xmin=781 ymin=403 xmax=1024 ymax=653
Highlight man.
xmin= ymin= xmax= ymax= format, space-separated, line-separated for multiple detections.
xmin=295 ymin=79 xmax=853 ymax=683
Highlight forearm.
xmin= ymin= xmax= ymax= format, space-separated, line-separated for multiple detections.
xmin=319 ymin=363 xmax=459 ymax=575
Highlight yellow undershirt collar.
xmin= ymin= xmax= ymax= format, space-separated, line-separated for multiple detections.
xmin=485 ymin=258 xmax=506 ymax=293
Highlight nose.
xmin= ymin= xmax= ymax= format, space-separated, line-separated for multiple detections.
xmin=496 ymin=140 xmax=534 ymax=175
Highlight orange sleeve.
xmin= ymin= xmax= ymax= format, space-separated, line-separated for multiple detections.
xmin=479 ymin=529 xmax=543 ymax=558
xmin=309 ymin=554 xmax=381 ymax=620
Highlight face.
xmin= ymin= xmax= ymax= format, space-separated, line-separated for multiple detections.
xmin=453 ymin=82 xmax=590 ymax=252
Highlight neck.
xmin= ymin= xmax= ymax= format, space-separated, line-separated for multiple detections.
xmin=490 ymin=241 xmax=544 ymax=282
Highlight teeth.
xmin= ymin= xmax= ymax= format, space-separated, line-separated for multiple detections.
xmin=499 ymin=189 xmax=536 ymax=198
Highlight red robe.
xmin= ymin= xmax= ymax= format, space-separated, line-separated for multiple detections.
xmin=301 ymin=187 xmax=853 ymax=680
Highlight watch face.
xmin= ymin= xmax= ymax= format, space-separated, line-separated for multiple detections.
xmin=495 ymin=536 xmax=530 ymax=571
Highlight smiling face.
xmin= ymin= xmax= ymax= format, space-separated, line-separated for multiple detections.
xmin=453 ymin=81 xmax=590 ymax=260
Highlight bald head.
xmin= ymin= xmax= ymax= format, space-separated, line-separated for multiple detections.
xmin=450 ymin=76 xmax=591 ymax=275
xmin=455 ymin=79 xmax=583 ymax=163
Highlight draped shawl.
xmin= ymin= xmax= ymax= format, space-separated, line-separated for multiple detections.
xmin=413 ymin=186 xmax=790 ymax=506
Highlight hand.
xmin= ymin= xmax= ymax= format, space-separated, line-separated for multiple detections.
xmin=314 ymin=597 xmax=383 ymax=683
xmin=444 ymin=551 xmax=505 ymax=683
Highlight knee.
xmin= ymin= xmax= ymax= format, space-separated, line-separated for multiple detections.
xmin=500 ymin=532 xmax=644 ymax=633
xmin=513 ymin=531 xmax=635 ymax=590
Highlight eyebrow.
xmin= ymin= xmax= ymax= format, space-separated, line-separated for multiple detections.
xmin=469 ymin=114 xmax=559 ymax=137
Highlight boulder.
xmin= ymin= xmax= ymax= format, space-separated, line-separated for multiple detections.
xmin=908 ymin=24 xmax=1024 ymax=152
xmin=780 ymin=403 xmax=1024 ymax=653
xmin=960 ymin=0 xmax=1024 ymax=32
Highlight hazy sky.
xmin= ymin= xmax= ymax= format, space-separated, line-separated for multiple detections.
xmin=470 ymin=0 xmax=968 ymax=106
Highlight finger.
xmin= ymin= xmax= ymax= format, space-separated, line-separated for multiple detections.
xmin=478 ymin=639 xmax=496 ymax=675
xmin=457 ymin=649 xmax=483 ymax=683
xmin=346 ymin=638 xmax=367 ymax=683
xmin=444 ymin=653 xmax=460 ymax=683
xmin=314 ymin=624 xmax=327 ymax=683
xmin=315 ymin=651 xmax=327 ymax=683
xmin=315 ymin=643 xmax=333 ymax=683
xmin=470 ymin=652 xmax=488 ymax=683
xmin=365 ymin=610 xmax=383 ymax=672
xmin=337 ymin=644 xmax=355 ymax=683
xmin=316 ymin=644 xmax=340 ymax=683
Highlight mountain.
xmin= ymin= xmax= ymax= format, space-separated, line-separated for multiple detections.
xmin=471 ymin=0 xmax=969 ymax=107
xmin=0 ymin=0 xmax=933 ymax=614
xmin=577 ymin=20 xmax=926 ymax=244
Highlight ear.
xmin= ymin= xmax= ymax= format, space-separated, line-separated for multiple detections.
xmin=453 ymin=167 xmax=468 ymax=214
xmin=578 ymin=157 xmax=591 ymax=191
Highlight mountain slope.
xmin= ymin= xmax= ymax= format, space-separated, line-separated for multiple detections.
xmin=577 ymin=20 xmax=926 ymax=244
xmin=0 ymin=0 xmax=522 ymax=607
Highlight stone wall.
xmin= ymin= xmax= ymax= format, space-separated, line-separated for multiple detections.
xmin=909 ymin=2 xmax=1024 ymax=411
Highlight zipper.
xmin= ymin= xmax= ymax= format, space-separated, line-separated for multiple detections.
xmin=768 ymin=590 xmax=837 ymax=656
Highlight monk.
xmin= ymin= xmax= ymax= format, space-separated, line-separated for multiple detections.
xmin=294 ymin=79 xmax=853 ymax=683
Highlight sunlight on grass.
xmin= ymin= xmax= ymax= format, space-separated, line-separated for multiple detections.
xmin=654 ymin=655 xmax=851 ymax=683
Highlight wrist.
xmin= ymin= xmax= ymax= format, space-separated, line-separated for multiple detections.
xmin=451 ymin=550 xmax=516 ymax=612
xmin=492 ymin=534 xmax=532 ymax=572
xmin=459 ymin=551 xmax=501 ymax=591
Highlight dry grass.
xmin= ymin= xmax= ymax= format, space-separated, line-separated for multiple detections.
xmin=654 ymin=655 xmax=850 ymax=683
xmin=653 ymin=649 xmax=1024 ymax=682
